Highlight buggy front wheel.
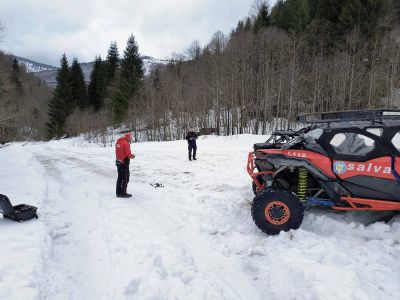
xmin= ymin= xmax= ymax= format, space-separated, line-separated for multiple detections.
xmin=252 ymin=176 xmax=265 ymax=195
xmin=251 ymin=189 xmax=304 ymax=235
xmin=252 ymin=182 xmax=259 ymax=195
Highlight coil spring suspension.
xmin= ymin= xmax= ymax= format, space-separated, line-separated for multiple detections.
xmin=297 ymin=168 xmax=308 ymax=201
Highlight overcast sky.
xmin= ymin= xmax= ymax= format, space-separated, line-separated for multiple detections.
xmin=0 ymin=0 xmax=277 ymax=66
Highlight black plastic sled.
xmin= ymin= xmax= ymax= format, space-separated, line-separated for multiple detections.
xmin=0 ymin=194 xmax=38 ymax=222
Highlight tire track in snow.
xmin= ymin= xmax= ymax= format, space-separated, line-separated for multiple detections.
xmin=76 ymin=147 xmax=263 ymax=299
xmin=50 ymin=147 xmax=262 ymax=299
xmin=97 ymin=192 xmax=262 ymax=300
xmin=30 ymin=148 xmax=115 ymax=299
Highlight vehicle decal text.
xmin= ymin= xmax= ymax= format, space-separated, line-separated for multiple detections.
xmin=287 ymin=152 xmax=307 ymax=158
xmin=333 ymin=161 xmax=391 ymax=175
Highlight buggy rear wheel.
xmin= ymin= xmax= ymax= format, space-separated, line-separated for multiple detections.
xmin=251 ymin=189 xmax=304 ymax=235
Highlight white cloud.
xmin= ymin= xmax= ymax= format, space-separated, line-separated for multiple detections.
xmin=0 ymin=0 xmax=276 ymax=66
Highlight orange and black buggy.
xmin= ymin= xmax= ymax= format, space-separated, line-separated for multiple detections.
xmin=248 ymin=110 xmax=400 ymax=235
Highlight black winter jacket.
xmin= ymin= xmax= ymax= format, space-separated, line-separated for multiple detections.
xmin=186 ymin=131 xmax=198 ymax=145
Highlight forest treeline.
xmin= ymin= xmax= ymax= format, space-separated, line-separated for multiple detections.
xmin=47 ymin=35 xmax=144 ymax=140
xmin=139 ymin=0 xmax=400 ymax=139
xmin=71 ymin=0 xmax=400 ymax=142
xmin=1 ymin=0 xmax=400 ymax=142
xmin=0 ymin=31 xmax=51 ymax=141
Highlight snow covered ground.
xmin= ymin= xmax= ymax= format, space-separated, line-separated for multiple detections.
xmin=0 ymin=135 xmax=399 ymax=300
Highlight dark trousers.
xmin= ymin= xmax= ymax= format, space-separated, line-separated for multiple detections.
xmin=188 ymin=143 xmax=197 ymax=160
xmin=116 ymin=163 xmax=130 ymax=195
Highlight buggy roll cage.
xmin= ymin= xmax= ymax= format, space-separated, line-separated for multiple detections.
xmin=297 ymin=109 xmax=400 ymax=125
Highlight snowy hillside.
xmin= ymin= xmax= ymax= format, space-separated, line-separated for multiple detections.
xmin=141 ymin=55 xmax=171 ymax=74
xmin=15 ymin=56 xmax=57 ymax=73
xmin=0 ymin=135 xmax=399 ymax=300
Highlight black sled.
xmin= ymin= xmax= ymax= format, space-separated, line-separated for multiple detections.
xmin=0 ymin=194 xmax=38 ymax=222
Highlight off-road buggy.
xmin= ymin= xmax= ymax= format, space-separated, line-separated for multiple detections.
xmin=248 ymin=110 xmax=400 ymax=235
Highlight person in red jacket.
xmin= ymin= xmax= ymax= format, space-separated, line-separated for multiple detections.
xmin=115 ymin=133 xmax=135 ymax=198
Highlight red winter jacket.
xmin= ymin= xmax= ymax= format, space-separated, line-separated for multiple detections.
xmin=115 ymin=137 xmax=134 ymax=163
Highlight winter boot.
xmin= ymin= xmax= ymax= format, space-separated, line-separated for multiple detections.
xmin=118 ymin=194 xmax=132 ymax=198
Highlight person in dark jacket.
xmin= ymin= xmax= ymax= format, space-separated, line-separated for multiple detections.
xmin=115 ymin=133 xmax=135 ymax=198
xmin=186 ymin=128 xmax=198 ymax=161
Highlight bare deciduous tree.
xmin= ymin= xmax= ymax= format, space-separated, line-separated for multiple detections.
xmin=134 ymin=24 xmax=400 ymax=141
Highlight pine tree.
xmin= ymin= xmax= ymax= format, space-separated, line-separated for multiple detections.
xmin=88 ymin=55 xmax=106 ymax=111
xmin=253 ymin=1 xmax=270 ymax=33
xmin=294 ymin=0 xmax=311 ymax=33
xmin=105 ymin=41 xmax=120 ymax=85
xmin=120 ymin=34 xmax=144 ymax=97
xmin=316 ymin=0 xmax=346 ymax=23
xmin=70 ymin=57 xmax=88 ymax=110
xmin=338 ymin=0 xmax=364 ymax=35
xmin=270 ymin=0 xmax=311 ymax=33
xmin=47 ymin=54 xmax=72 ymax=138
xmin=111 ymin=76 xmax=129 ymax=123
xmin=244 ymin=17 xmax=253 ymax=31
xmin=236 ymin=20 xmax=245 ymax=33
xmin=308 ymin=0 xmax=319 ymax=19
xmin=270 ymin=0 xmax=293 ymax=31
xmin=111 ymin=34 xmax=144 ymax=122
xmin=11 ymin=58 xmax=22 ymax=91
xmin=338 ymin=0 xmax=386 ymax=38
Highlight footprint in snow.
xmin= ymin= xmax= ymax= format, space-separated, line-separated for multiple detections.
xmin=153 ymin=255 xmax=168 ymax=279
xmin=125 ymin=278 xmax=141 ymax=295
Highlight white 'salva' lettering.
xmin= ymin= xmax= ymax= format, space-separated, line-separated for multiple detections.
xmin=335 ymin=161 xmax=391 ymax=175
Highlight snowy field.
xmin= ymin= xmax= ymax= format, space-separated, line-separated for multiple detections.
xmin=0 ymin=134 xmax=399 ymax=300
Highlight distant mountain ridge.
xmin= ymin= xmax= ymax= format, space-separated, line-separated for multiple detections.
xmin=15 ymin=56 xmax=57 ymax=72
xmin=16 ymin=55 xmax=170 ymax=88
